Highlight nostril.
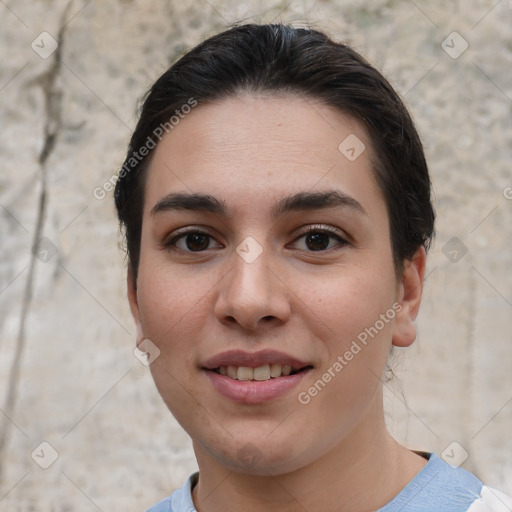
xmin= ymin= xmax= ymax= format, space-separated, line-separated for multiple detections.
xmin=262 ymin=315 xmax=275 ymax=322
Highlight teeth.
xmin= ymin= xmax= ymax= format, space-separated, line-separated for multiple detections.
xmin=227 ymin=366 xmax=238 ymax=379
xmin=217 ymin=364 xmax=298 ymax=381
xmin=282 ymin=365 xmax=292 ymax=376
xmin=270 ymin=363 xmax=281 ymax=377
xmin=253 ymin=365 xmax=270 ymax=381
xmin=237 ymin=367 xmax=253 ymax=381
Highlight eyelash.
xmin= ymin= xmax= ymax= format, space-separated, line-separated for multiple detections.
xmin=163 ymin=224 xmax=349 ymax=254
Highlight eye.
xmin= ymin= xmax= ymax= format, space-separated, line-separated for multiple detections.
xmin=290 ymin=225 xmax=348 ymax=252
xmin=164 ymin=229 xmax=221 ymax=252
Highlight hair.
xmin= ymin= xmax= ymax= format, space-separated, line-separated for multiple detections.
xmin=114 ymin=23 xmax=435 ymax=281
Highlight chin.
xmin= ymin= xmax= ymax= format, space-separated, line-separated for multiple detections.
xmin=198 ymin=430 xmax=318 ymax=477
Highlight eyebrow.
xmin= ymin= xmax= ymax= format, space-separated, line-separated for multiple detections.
xmin=150 ymin=190 xmax=367 ymax=218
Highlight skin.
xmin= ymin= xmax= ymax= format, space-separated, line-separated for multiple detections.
xmin=128 ymin=93 xmax=428 ymax=512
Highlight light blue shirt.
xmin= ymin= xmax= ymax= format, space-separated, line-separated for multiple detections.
xmin=146 ymin=452 xmax=512 ymax=511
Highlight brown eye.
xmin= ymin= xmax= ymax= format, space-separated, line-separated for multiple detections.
xmin=290 ymin=226 xmax=348 ymax=252
xmin=305 ymin=232 xmax=331 ymax=251
xmin=165 ymin=230 xmax=220 ymax=252
xmin=183 ymin=232 xmax=210 ymax=251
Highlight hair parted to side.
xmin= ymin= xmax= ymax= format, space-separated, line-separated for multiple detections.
xmin=114 ymin=23 xmax=435 ymax=281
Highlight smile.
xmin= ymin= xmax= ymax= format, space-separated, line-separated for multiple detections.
xmin=214 ymin=364 xmax=298 ymax=381
xmin=203 ymin=350 xmax=313 ymax=403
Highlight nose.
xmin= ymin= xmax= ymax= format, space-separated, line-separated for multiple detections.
xmin=213 ymin=245 xmax=291 ymax=333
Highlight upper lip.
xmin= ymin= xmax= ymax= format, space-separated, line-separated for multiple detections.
xmin=202 ymin=350 xmax=311 ymax=371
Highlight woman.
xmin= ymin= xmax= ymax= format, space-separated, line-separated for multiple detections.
xmin=114 ymin=23 xmax=511 ymax=512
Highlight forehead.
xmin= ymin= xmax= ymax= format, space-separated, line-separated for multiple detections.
xmin=143 ymin=93 xmax=384 ymax=220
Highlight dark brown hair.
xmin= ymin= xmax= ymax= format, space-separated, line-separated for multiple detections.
xmin=115 ymin=23 xmax=435 ymax=280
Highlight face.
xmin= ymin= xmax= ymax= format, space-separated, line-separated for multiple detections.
xmin=128 ymin=94 xmax=424 ymax=476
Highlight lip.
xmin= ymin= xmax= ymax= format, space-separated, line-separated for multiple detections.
xmin=204 ymin=369 xmax=311 ymax=404
xmin=202 ymin=349 xmax=310 ymax=370
xmin=202 ymin=350 xmax=313 ymax=404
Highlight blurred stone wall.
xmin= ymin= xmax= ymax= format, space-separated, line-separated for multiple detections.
xmin=0 ymin=0 xmax=511 ymax=509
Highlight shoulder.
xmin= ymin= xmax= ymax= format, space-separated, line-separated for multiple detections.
xmin=379 ymin=452 xmax=512 ymax=512
xmin=146 ymin=473 xmax=198 ymax=512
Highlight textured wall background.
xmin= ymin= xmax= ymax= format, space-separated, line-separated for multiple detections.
xmin=0 ymin=0 xmax=511 ymax=510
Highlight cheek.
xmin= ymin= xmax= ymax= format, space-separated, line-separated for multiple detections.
xmin=137 ymin=269 xmax=213 ymax=425
xmin=295 ymin=273 xmax=395 ymax=433
xmin=295 ymin=265 xmax=397 ymax=345
xmin=136 ymin=265 xmax=211 ymax=359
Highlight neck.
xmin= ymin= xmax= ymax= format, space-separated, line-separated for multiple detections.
xmin=191 ymin=403 xmax=427 ymax=512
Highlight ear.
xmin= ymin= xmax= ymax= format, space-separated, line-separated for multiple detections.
xmin=392 ymin=246 xmax=427 ymax=348
xmin=127 ymin=265 xmax=145 ymax=348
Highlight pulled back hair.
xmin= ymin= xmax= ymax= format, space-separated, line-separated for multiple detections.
xmin=114 ymin=23 xmax=435 ymax=280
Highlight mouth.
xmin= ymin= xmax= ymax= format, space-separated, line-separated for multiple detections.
xmin=211 ymin=363 xmax=311 ymax=381
xmin=202 ymin=349 xmax=314 ymax=398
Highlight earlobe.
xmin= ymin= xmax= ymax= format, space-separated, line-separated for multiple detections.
xmin=392 ymin=246 xmax=427 ymax=348
xmin=127 ymin=266 xmax=145 ymax=347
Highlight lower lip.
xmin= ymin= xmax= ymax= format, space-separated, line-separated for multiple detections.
xmin=204 ymin=369 xmax=310 ymax=404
